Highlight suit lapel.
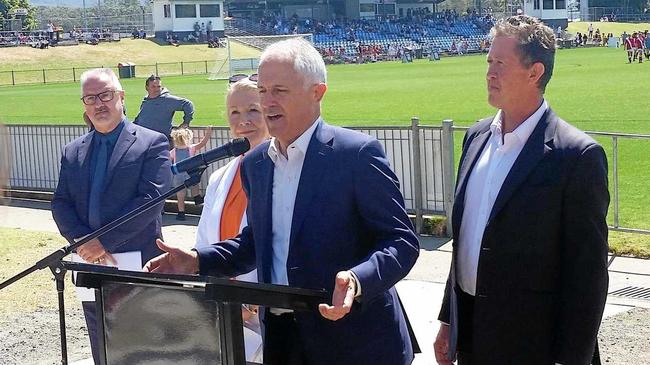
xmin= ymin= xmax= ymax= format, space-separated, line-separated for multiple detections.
xmin=289 ymin=122 xmax=334 ymax=249
xmin=77 ymin=132 xmax=94 ymax=208
xmin=104 ymin=123 xmax=136 ymax=185
xmin=452 ymin=125 xmax=491 ymax=239
xmin=487 ymin=109 xmax=556 ymax=223
xmin=254 ymin=147 xmax=275 ymax=283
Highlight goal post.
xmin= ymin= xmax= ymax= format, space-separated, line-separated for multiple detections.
xmin=208 ymin=33 xmax=314 ymax=80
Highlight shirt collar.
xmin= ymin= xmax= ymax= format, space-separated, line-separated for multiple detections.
xmin=94 ymin=118 xmax=125 ymax=146
xmin=268 ymin=117 xmax=322 ymax=164
xmin=490 ymin=99 xmax=547 ymax=147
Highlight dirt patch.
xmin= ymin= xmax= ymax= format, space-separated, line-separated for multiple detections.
xmin=599 ymin=307 xmax=650 ymax=364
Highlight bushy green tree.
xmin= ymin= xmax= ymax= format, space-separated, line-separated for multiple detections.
xmin=1 ymin=0 xmax=36 ymax=30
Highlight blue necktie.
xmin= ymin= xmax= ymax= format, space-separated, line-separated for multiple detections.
xmin=89 ymin=135 xmax=108 ymax=230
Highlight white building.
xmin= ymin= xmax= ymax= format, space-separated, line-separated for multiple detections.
xmin=523 ymin=0 xmax=568 ymax=29
xmin=152 ymin=0 xmax=225 ymax=39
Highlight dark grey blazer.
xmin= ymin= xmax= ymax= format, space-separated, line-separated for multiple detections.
xmin=439 ymin=109 xmax=610 ymax=365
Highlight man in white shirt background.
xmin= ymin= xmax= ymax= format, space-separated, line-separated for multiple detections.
xmin=434 ymin=15 xmax=609 ymax=365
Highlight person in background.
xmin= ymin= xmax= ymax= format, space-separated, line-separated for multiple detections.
xmin=51 ymin=68 xmax=171 ymax=365
xmin=169 ymin=126 xmax=213 ymax=220
xmin=134 ymin=75 xmax=194 ymax=149
xmin=195 ymin=76 xmax=269 ymax=362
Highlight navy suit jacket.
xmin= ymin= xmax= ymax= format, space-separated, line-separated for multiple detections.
xmin=439 ymin=109 xmax=609 ymax=365
xmin=52 ymin=121 xmax=172 ymax=264
xmin=196 ymin=121 xmax=420 ymax=365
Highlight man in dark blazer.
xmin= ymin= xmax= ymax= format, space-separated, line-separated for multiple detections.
xmin=434 ymin=16 xmax=610 ymax=365
xmin=145 ymin=38 xmax=420 ymax=364
xmin=51 ymin=68 xmax=171 ymax=364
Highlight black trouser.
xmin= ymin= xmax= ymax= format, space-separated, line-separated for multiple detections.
xmin=82 ymin=301 xmax=101 ymax=365
xmin=263 ymin=312 xmax=306 ymax=365
xmin=456 ymin=286 xmax=475 ymax=365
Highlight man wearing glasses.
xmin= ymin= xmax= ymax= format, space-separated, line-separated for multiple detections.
xmin=51 ymin=68 xmax=172 ymax=365
xmin=134 ymin=74 xmax=195 ymax=148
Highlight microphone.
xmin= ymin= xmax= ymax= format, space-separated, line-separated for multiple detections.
xmin=171 ymin=137 xmax=250 ymax=175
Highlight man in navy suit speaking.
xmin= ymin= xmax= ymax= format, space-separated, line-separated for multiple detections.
xmin=52 ymin=68 xmax=172 ymax=364
xmin=145 ymin=38 xmax=420 ymax=364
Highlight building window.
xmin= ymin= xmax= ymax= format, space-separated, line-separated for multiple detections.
xmin=163 ymin=4 xmax=171 ymax=18
xmin=359 ymin=3 xmax=375 ymax=13
xmin=555 ymin=0 xmax=566 ymax=9
xmin=534 ymin=0 xmax=540 ymax=10
xmin=543 ymin=0 xmax=554 ymax=9
xmin=377 ymin=4 xmax=396 ymax=15
xmin=175 ymin=4 xmax=196 ymax=18
xmin=200 ymin=4 xmax=221 ymax=17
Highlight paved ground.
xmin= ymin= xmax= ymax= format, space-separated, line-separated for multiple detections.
xmin=1 ymin=198 xmax=649 ymax=364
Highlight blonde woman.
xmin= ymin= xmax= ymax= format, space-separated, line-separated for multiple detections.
xmin=195 ymin=77 xmax=269 ymax=362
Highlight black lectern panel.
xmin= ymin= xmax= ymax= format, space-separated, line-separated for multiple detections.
xmin=65 ymin=262 xmax=328 ymax=365
xmin=102 ymin=282 xmax=222 ymax=364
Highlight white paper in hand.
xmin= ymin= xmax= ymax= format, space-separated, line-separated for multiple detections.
xmin=71 ymin=251 xmax=142 ymax=302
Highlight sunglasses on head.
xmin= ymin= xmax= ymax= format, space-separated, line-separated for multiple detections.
xmin=229 ymin=73 xmax=258 ymax=83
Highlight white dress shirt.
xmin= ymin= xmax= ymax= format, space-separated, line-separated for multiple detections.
xmin=457 ymin=100 xmax=548 ymax=295
xmin=267 ymin=117 xmax=322 ymax=286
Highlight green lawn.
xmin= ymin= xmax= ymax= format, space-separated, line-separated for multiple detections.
xmin=0 ymin=47 xmax=648 ymax=131
xmin=0 ymin=46 xmax=649 ymax=243
xmin=567 ymin=21 xmax=650 ymax=37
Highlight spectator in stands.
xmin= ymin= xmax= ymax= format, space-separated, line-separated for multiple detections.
xmin=207 ymin=21 xmax=212 ymax=40
xmin=47 ymin=21 xmax=54 ymax=40
xmin=166 ymin=32 xmax=179 ymax=46
xmin=200 ymin=22 xmax=207 ymax=42
xmin=134 ymin=75 xmax=195 ymax=148
xmin=185 ymin=33 xmax=197 ymax=43
xmin=169 ymin=126 xmax=212 ymax=220
xmin=193 ymin=21 xmax=200 ymax=39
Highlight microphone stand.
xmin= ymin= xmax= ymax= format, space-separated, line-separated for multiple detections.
xmin=0 ymin=167 xmax=206 ymax=365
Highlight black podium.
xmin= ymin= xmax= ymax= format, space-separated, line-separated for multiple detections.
xmin=64 ymin=262 xmax=328 ymax=365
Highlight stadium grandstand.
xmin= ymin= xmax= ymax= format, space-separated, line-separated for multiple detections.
xmin=225 ymin=7 xmax=494 ymax=63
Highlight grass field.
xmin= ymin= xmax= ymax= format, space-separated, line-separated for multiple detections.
xmin=567 ymin=21 xmax=650 ymax=36
xmin=0 ymin=39 xmax=649 ymax=247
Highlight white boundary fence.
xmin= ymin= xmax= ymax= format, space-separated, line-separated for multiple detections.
xmin=3 ymin=122 xmax=650 ymax=235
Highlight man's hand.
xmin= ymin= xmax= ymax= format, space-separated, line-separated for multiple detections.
xmin=434 ymin=323 xmax=454 ymax=365
xmin=77 ymin=238 xmax=115 ymax=265
xmin=318 ymin=271 xmax=356 ymax=321
xmin=143 ymin=239 xmax=199 ymax=274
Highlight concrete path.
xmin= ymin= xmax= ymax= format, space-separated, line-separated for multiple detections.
xmin=1 ymin=198 xmax=648 ymax=365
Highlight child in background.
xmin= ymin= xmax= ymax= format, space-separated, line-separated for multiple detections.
xmin=170 ymin=126 xmax=213 ymax=220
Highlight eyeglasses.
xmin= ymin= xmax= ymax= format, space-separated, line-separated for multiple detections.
xmin=229 ymin=73 xmax=258 ymax=84
xmin=81 ymin=90 xmax=119 ymax=105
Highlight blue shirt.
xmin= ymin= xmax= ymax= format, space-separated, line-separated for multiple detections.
xmin=89 ymin=119 xmax=126 ymax=187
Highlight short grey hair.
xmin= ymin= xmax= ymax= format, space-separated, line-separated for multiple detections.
xmin=260 ymin=37 xmax=327 ymax=85
xmin=80 ymin=68 xmax=123 ymax=95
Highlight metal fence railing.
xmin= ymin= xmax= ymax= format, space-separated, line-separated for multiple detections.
xmin=451 ymin=125 xmax=650 ymax=236
xmin=4 ymin=121 xmax=649 ymax=235
xmin=0 ymin=60 xmax=219 ymax=86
